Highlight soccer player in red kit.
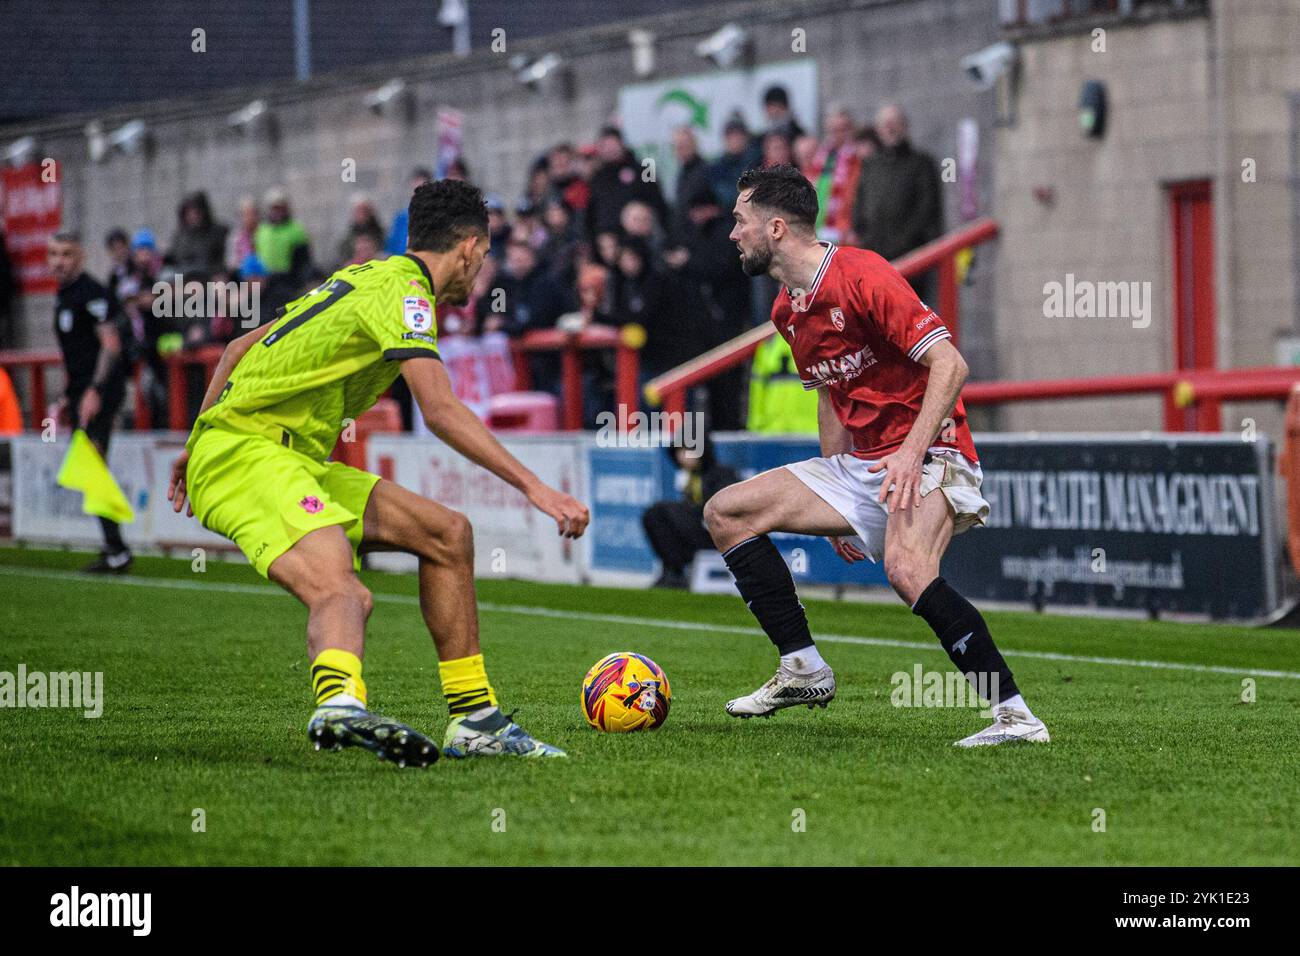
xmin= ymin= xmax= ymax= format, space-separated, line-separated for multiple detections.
xmin=705 ymin=165 xmax=1048 ymax=746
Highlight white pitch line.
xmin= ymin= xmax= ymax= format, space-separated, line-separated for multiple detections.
xmin=3 ymin=565 xmax=1299 ymax=681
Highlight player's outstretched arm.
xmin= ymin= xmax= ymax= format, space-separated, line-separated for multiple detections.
xmin=168 ymin=321 xmax=275 ymax=515
xmin=401 ymin=357 xmax=589 ymax=539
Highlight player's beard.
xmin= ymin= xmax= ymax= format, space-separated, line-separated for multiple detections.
xmin=739 ymin=240 xmax=773 ymax=277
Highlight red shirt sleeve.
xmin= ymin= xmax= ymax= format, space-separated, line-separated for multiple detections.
xmin=859 ymin=265 xmax=951 ymax=363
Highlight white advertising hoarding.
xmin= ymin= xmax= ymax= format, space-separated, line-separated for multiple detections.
xmin=11 ymin=434 xmax=156 ymax=547
xmin=618 ymin=59 xmax=819 ymax=199
xmin=367 ymin=434 xmax=587 ymax=583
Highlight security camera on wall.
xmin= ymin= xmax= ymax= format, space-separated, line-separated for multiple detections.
xmin=108 ymin=119 xmax=151 ymax=157
xmin=364 ymin=80 xmax=411 ymax=120
xmin=960 ymin=41 xmax=1018 ymax=91
xmin=696 ymin=23 xmax=750 ymax=69
xmin=3 ymin=135 xmax=38 ymax=167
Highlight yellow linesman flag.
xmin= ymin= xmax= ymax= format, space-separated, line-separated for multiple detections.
xmin=56 ymin=430 xmax=135 ymax=524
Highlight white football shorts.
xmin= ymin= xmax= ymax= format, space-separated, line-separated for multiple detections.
xmin=783 ymin=447 xmax=990 ymax=562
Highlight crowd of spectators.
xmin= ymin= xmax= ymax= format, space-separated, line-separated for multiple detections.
xmin=5 ymin=85 xmax=945 ymax=435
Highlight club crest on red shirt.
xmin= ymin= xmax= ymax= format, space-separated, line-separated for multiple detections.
xmin=830 ymin=307 xmax=845 ymax=332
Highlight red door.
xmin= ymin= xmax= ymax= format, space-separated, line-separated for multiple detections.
xmin=1166 ymin=180 xmax=1219 ymax=431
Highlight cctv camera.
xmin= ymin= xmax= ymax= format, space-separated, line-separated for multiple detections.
xmin=516 ymin=53 xmax=563 ymax=89
xmin=228 ymin=99 xmax=269 ymax=131
xmin=364 ymin=80 xmax=407 ymax=115
xmin=4 ymin=135 xmax=38 ymax=167
xmin=108 ymin=120 xmax=149 ymax=155
xmin=960 ymin=41 xmax=1018 ymax=91
xmin=695 ymin=23 xmax=749 ymax=69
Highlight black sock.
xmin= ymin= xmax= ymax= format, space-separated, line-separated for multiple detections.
xmin=722 ymin=535 xmax=814 ymax=656
xmin=99 ymin=517 xmax=127 ymax=555
xmin=912 ymin=576 xmax=1020 ymax=703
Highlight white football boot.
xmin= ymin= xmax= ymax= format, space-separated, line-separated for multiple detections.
xmin=954 ymin=705 xmax=1050 ymax=747
xmin=726 ymin=662 xmax=836 ymax=718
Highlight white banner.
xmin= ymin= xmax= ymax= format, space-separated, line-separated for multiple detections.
xmin=11 ymin=434 xmax=158 ymax=546
xmin=367 ymin=434 xmax=587 ymax=583
xmin=8 ymin=431 xmax=591 ymax=581
xmin=618 ymin=59 xmax=819 ymax=198
xmin=9 ymin=432 xmax=233 ymax=553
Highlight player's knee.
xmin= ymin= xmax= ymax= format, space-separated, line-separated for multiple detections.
xmin=884 ymin=549 xmax=933 ymax=598
xmin=351 ymin=579 xmax=374 ymax=619
xmin=702 ymin=488 xmax=738 ymax=535
xmin=304 ymin=573 xmax=372 ymax=618
xmin=427 ymin=509 xmax=474 ymax=566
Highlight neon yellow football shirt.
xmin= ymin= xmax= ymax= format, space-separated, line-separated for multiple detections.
xmin=186 ymin=254 xmax=440 ymax=462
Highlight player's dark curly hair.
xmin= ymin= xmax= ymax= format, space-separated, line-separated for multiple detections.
xmin=736 ymin=164 xmax=818 ymax=231
xmin=406 ymin=179 xmax=489 ymax=252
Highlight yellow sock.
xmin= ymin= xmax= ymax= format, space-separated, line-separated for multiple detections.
xmin=311 ymin=649 xmax=367 ymax=708
xmin=439 ymin=653 xmax=498 ymax=715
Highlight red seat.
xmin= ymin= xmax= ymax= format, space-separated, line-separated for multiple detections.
xmin=486 ymin=391 xmax=559 ymax=433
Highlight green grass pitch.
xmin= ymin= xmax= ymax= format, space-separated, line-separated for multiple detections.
xmin=1 ymin=545 xmax=1298 ymax=866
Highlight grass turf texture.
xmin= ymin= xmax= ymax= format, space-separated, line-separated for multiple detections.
xmin=1 ymin=545 xmax=1298 ymax=866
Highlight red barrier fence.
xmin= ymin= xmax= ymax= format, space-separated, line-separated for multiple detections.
xmin=0 ymin=325 xmax=643 ymax=434
xmin=510 ymin=323 xmax=643 ymax=431
xmin=962 ymin=366 xmax=1300 ymax=430
xmin=0 ymin=348 xmax=59 ymax=430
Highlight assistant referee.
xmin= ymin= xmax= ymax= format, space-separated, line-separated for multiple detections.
xmin=47 ymin=232 xmax=132 ymax=573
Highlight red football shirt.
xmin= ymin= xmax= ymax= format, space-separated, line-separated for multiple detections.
xmin=771 ymin=242 xmax=978 ymax=463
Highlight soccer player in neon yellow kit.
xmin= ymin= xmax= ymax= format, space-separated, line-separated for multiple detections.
xmin=168 ymin=180 xmax=589 ymax=764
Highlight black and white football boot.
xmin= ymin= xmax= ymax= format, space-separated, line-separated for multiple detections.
xmin=725 ymin=662 xmax=836 ymax=718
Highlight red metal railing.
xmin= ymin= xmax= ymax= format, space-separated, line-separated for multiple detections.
xmin=511 ymin=324 xmax=642 ymax=431
xmin=165 ymin=345 xmax=224 ymax=430
xmin=1 ymin=327 xmax=643 ymax=434
xmin=645 ymin=218 xmax=1001 ymax=416
xmin=963 ymin=366 xmax=1300 ymax=429
xmin=0 ymin=348 xmax=60 ymax=430
xmin=0 ymin=346 xmax=227 ymax=432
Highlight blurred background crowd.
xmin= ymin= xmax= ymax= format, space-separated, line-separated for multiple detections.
xmin=0 ymin=87 xmax=944 ymax=436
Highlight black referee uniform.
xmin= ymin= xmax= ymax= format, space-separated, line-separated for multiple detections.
xmin=55 ymin=270 xmax=131 ymax=569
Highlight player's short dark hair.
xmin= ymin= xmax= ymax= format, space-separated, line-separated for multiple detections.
xmin=736 ymin=165 xmax=818 ymax=230
xmin=50 ymin=230 xmax=82 ymax=246
xmin=406 ymin=179 xmax=489 ymax=253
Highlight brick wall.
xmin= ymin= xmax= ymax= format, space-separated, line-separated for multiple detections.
xmin=991 ymin=0 xmax=1300 ymax=436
